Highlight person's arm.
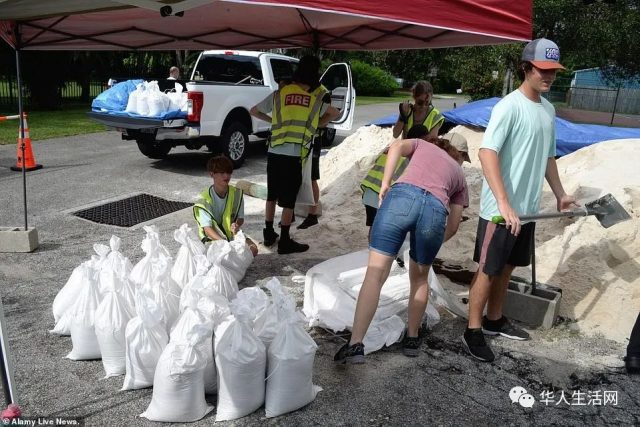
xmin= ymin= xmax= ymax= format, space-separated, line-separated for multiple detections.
xmin=444 ymin=204 xmax=464 ymax=242
xmin=392 ymin=101 xmax=411 ymax=138
xmin=203 ymin=226 xmax=225 ymax=241
xmin=230 ymin=198 xmax=245 ymax=234
xmin=318 ymin=105 xmax=340 ymax=128
xmin=478 ymin=147 xmax=521 ymax=236
xmin=250 ymin=92 xmax=275 ymax=123
xmin=379 ymin=139 xmax=415 ymax=203
xmin=427 ymin=122 xmax=441 ymax=139
xmin=545 ymin=157 xmax=578 ymax=211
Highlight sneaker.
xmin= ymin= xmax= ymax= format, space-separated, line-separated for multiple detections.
xmin=402 ymin=331 xmax=423 ymax=357
xmin=334 ymin=342 xmax=365 ymax=364
xmin=277 ymin=238 xmax=309 ymax=254
xmin=625 ymin=355 xmax=640 ymax=374
xmin=263 ymin=228 xmax=279 ymax=247
xmin=297 ymin=215 xmax=318 ymax=229
xmin=482 ymin=316 xmax=530 ymax=341
xmin=461 ymin=329 xmax=495 ymax=362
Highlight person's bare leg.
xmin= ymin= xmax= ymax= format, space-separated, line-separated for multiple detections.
xmin=486 ymin=264 xmax=515 ymax=320
xmin=407 ymin=259 xmax=431 ymax=337
xmin=468 ymin=269 xmax=493 ymax=329
xmin=265 ymin=200 xmax=276 ymax=222
xmin=280 ymin=207 xmax=294 ymax=226
xmin=349 ymin=251 xmax=394 ymax=344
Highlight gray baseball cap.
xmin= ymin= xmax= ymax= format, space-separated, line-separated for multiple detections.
xmin=522 ymin=38 xmax=565 ymax=70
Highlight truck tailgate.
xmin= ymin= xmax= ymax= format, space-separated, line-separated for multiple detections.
xmin=87 ymin=112 xmax=187 ymax=129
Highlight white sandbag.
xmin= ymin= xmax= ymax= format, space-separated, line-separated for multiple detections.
xmin=215 ymin=302 xmax=266 ymax=421
xmin=95 ymin=270 xmax=135 ymax=378
xmin=266 ymin=304 xmax=320 ymax=418
xmin=122 ymin=291 xmax=169 ymax=390
xmin=171 ymin=290 xmax=216 ymax=395
xmin=129 ymin=225 xmax=172 ymax=289
xmin=205 ymin=243 xmax=239 ymax=300
xmin=362 ymin=315 xmax=405 ymax=355
xmin=66 ymin=269 xmax=103 ymax=360
xmin=171 ymin=224 xmax=205 ymax=289
xmin=50 ymin=311 xmax=73 ymax=336
xmin=125 ymin=84 xmax=141 ymax=114
xmin=253 ymin=278 xmax=287 ymax=348
xmin=143 ymin=257 xmax=181 ymax=334
xmin=102 ymin=235 xmax=133 ymax=279
xmin=234 ymin=287 xmax=269 ymax=320
xmin=141 ymin=326 xmax=213 ymax=423
xmin=51 ymin=261 xmax=95 ymax=332
xmin=147 ymin=88 xmax=166 ymax=117
xmin=227 ymin=230 xmax=254 ymax=281
xmin=136 ymin=86 xmax=149 ymax=116
xmin=296 ymin=153 xmax=314 ymax=205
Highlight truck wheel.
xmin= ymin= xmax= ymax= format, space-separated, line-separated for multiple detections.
xmin=136 ymin=137 xmax=171 ymax=159
xmin=221 ymin=122 xmax=248 ymax=168
xmin=321 ymin=128 xmax=336 ymax=147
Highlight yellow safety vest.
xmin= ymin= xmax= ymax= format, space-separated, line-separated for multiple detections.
xmin=193 ymin=185 xmax=243 ymax=242
xmin=406 ymin=105 xmax=444 ymax=134
xmin=271 ymin=83 xmax=326 ymax=160
xmin=360 ymin=153 xmax=409 ymax=195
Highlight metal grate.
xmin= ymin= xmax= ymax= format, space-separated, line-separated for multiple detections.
xmin=73 ymin=193 xmax=192 ymax=227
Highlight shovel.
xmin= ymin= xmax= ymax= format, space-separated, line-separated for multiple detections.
xmin=491 ymin=193 xmax=631 ymax=228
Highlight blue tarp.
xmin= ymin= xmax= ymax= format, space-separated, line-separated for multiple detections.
xmin=91 ymin=79 xmax=187 ymax=120
xmin=369 ymin=97 xmax=640 ymax=156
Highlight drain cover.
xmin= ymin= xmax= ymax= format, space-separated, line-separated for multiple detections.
xmin=73 ymin=193 xmax=192 ymax=227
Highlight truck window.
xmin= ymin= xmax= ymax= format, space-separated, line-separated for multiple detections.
xmin=270 ymin=58 xmax=294 ymax=85
xmin=194 ymin=54 xmax=264 ymax=84
xmin=321 ymin=66 xmax=348 ymax=91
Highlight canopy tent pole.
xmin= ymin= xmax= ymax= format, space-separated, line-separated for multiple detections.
xmin=14 ymin=26 xmax=28 ymax=231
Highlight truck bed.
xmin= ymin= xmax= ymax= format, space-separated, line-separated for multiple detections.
xmin=87 ymin=111 xmax=187 ymax=129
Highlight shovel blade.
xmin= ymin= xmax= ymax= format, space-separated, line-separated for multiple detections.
xmin=585 ymin=193 xmax=631 ymax=228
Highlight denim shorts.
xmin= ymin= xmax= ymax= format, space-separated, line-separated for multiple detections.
xmin=369 ymin=183 xmax=448 ymax=265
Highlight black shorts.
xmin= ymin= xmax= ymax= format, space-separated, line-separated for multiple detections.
xmin=473 ymin=217 xmax=535 ymax=276
xmin=311 ymin=139 xmax=321 ymax=181
xmin=267 ymin=153 xmax=302 ymax=209
xmin=365 ymin=205 xmax=378 ymax=227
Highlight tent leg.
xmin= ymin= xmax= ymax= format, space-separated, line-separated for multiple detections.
xmin=15 ymin=49 xmax=28 ymax=231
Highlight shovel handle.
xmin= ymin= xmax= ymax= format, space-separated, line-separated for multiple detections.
xmin=491 ymin=210 xmax=587 ymax=224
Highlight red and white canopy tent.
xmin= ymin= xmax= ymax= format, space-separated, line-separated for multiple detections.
xmin=0 ymin=0 xmax=531 ymax=51
xmin=0 ymin=0 xmax=531 ymax=413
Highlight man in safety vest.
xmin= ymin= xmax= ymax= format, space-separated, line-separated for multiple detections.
xmin=193 ymin=154 xmax=258 ymax=256
xmin=251 ymin=55 xmax=339 ymax=254
xmin=393 ymin=80 xmax=444 ymax=139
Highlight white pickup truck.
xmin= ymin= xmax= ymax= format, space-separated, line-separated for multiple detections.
xmin=89 ymin=50 xmax=355 ymax=167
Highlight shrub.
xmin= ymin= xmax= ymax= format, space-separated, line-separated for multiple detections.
xmin=349 ymin=60 xmax=398 ymax=96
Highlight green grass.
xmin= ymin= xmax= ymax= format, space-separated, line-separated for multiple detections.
xmin=0 ymin=107 xmax=105 ymax=145
xmin=356 ymin=91 xmax=412 ymax=106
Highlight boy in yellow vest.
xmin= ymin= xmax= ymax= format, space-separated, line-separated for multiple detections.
xmin=193 ymin=155 xmax=258 ymax=256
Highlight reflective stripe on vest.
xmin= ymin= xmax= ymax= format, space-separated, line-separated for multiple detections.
xmin=407 ymin=106 xmax=444 ymax=133
xmin=193 ymin=185 xmax=243 ymax=241
xmin=360 ymin=153 xmax=409 ymax=194
xmin=271 ymin=84 xmax=326 ymax=160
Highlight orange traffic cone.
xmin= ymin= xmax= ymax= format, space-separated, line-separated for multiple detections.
xmin=10 ymin=113 xmax=42 ymax=172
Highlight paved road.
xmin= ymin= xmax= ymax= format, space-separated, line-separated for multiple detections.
xmin=0 ymin=100 xmax=638 ymax=426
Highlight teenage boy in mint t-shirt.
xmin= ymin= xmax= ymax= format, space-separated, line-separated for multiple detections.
xmin=462 ymin=38 xmax=578 ymax=363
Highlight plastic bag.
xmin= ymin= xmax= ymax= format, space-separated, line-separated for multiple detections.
xmin=66 ymin=266 xmax=103 ymax=360
xmin=171 ymin=224 xmax=205 ymax=289
xmin=254 ymin=278 xmax=287 ymax=348
xmin=122 ymin=290 xmax=169 ymax=390
xmin=143 ymin=257 xmax=181 ymax=334
xmin=129 ymin=225 xmax=172 ymax=288
xmin=362 ymin=315 xmax=404 ymax=355
xmin=95 ymin=270 xmax=135 ymax=378
xmin=141 ymin=326 xmax=213 ymax=422
xmin=215 ymin=302 xmax=266 ymax=421
xmin=91 ymin=79 xmax=143 ymax=112
xmin=227 ymin=231 xmax=255 ymax=281
xmin=296 ymin=153 xmax=314 ymax=205
xmin=265 ymin=300 xmax=320 ymax=417
xmin=52 ymin=261 xmax=95 ymax=328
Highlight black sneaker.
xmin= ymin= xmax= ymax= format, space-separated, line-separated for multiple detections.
xmin=482 ymin=316 xmax=530 ymax=341
xmin=263 ymin=228 xmax=279 ymax=246
xmin=277 ymin=238 xmax=309 ymax=254
xmin=402 ymin=331 xmax=423 ymax=357
xmin=462 ymin=329 xmax=495 ymax=362
xmin=334 ymin=342 xmax=365 ymax=364
xmin=297 ymin=215 xmax=318 ymax=229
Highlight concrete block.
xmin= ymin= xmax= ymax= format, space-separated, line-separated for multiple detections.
xmin=0 ymin=227 xmax=39 ymax=252
xmin=503 ymin=280 xmax=561 ymax=329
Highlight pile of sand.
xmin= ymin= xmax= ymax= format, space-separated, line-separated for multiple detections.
xmin=316 ymin=125 xmax=640 ymax=343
